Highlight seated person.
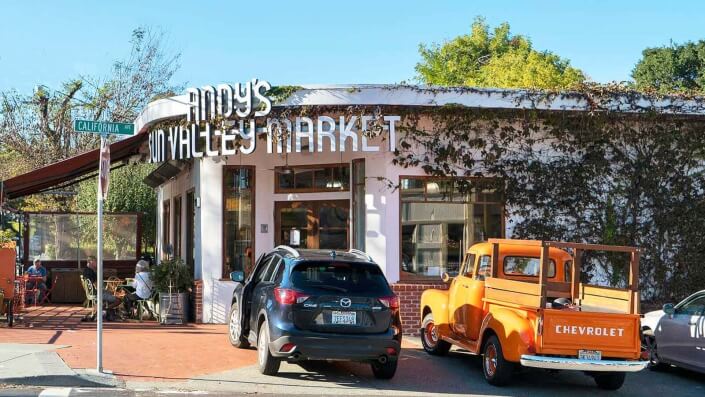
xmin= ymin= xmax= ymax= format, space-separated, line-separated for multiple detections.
xmin=26 ymin=258 xmax=48 ymax=303
xmin=123 ymin=260 xmax=154 ymax=316
xmin=82 ymin=256 xmax=122 ymax=313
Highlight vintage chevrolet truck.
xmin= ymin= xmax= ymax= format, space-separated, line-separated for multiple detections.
xmin=419 ymin=239 xmax=647 ymax=390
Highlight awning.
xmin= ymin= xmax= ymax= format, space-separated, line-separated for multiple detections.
xmin=1 ymin=133 xmax=148 ymax=201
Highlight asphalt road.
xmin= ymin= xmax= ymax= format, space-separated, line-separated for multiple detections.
xmin=2 ymin=345 xmax=704 ymax=396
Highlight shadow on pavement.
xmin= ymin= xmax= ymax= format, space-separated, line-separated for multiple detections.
xmin=0 ymin=375 xmax=115 ymax=388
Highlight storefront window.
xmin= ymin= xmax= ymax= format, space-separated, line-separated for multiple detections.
xmin=275 ymin=164 xmax=350 ymax=193
xmin=400 ymin=177 xmax=504 ymax=279
xmin=223 ymin=167 xmax=255 ymax=278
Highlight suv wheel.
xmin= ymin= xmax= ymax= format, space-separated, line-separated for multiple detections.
xmin=482 ymin=335 xmax=513 ymax=386
xmin=420 ymin=313 xmax=451 ymax=356
xmin=228 ymin=302 xmax=249 ymax=348
xmin=593 ymin=372 xmax=626 ymax=390
xmin=257 ymin=320 xmax=280 ymax=376
xmin=370 ymin=358 xmax=398 ymax=379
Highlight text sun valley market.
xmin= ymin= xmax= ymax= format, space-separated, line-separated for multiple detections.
xmin=148 ymin=79 xmax=401 ymax=163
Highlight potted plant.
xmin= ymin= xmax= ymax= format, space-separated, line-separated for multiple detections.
xmin=151 ymin=257 xmax=193 ymax=325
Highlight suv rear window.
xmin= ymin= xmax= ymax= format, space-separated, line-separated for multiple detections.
xmin=291 ymin=261 xmax=392 ymax=295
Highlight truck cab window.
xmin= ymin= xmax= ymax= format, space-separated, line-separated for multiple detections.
xmin=462 ymin=254 xmax=476 ymax=277
xmin=476 ymin=255 xmax=491 ymax=280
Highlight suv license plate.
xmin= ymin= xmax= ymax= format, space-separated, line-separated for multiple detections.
xmin=331 ymin=311 xmax=356 ymax=325
xmin=579 ymin=350 xmax=602 ymax=361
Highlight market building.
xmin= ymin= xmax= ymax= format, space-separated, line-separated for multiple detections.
xmin=4 ymin=82 xmax=703 ymax=333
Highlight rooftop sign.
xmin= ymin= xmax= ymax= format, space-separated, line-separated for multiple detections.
xmin=148 ymin=79 xmax=400 ymax=163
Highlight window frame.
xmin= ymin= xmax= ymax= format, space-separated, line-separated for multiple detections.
xmin=162 ymin=199 xmax=171 ymax=259
xmin=173 ymin=195 xmax=182 ymax=261
xmin=461 ymin=253 xmax=476 ymax=277
xmin=676 ymin=294 xmax=705 ymax=315
xmin=222 ymin=165 xmax=256 ymax=279
xmin=398 ymin=175 xmax=505 ymax=282
xmin=274 ymin=163 xmax=351 ymax=193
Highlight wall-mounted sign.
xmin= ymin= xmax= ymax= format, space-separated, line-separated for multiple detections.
xmin=148 ymin=79 xmax=400 ymax=163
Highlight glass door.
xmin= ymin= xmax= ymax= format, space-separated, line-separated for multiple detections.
xmin=275 ymin=200 xmax=350 ymax=250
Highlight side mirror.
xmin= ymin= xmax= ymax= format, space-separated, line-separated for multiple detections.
xmin=663 ymin=303 xmax=675 ymax=315
xmin=441 ymin=272 xmax=454 ymax=283
xmin=230 ymin=271 xmax=245 ymax=283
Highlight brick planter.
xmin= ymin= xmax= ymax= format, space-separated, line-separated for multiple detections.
xmin=392 ymin=282 xmax=448 ymax=336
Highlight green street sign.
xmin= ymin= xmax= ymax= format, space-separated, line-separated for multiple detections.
xmin=73 ymin=119 xmax=134 ymax=135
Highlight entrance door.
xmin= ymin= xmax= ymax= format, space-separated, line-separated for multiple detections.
xmin=275 ymin=200 xmax=350 ymax=250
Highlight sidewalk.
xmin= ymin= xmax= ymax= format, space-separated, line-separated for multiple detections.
xmin=1 ymin=305 xmax=433 ymax=395
xmin=0 ymin=305 xmax=257 ymax=387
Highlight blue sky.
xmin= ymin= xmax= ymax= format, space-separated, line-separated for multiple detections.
xmin=1 ymin=0 xmax=703 ymax=94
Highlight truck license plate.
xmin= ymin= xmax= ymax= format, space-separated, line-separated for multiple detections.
xmin=331 ymin=311 xmax=356 ymax=325
xmin=579 ymin=350 xmax=602 ymax=361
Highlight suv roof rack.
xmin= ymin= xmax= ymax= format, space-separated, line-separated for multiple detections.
xmin=348 ymin=249 xmax=374 ymax=262
xmin=274 ymin=245 xmax=300 ymax=258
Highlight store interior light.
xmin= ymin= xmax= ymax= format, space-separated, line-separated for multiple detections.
xmin=426 ymin=182 xmax=440 ymax=194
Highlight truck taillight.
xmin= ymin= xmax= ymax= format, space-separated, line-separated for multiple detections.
xmin=274 ymin=288 xmax=309 ymax=305
xmin=379 ymin=296 xmax=400 ymax=310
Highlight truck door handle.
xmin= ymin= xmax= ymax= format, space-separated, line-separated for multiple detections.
xmin=462 ymin=284 xmax=469 ymax=288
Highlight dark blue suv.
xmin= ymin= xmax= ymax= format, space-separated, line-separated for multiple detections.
xmin=227 ymin=246 xmax=402 ymax=379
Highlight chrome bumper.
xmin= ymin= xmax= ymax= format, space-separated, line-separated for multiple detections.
xmin=520 ymin=355 xmax=648 ymax=372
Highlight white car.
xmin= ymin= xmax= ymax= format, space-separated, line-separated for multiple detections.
xmin=641 ymin=290 xmax=705 ymax=374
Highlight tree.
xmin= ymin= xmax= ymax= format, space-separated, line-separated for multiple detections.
xmin=632 ymin=40 xmax=705 ymax=94
xmin=0 ymin=27 xmax=178 ymax=248
xmin=0 ymin=27 xmax=180 ymax=171
xmin=75 ymin=163 xmax=158 ymax=254
xmin=415 ymin=17 xmax=585 ymax=90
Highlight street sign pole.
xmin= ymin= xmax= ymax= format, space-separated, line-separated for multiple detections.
xmin=73 ymin=119 xmax=123 ymax=374
xmin=96 ymin=133 xmax=106 ymax=373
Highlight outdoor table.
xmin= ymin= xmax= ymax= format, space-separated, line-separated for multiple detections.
xmin=104 ymin=278 xmax=124 ymax=294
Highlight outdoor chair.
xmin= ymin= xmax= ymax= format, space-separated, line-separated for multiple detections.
xmin=134 ymin=290 xmax=159 ymax=322
xmin=23 ymin=276 xmax=41 ymax=307
xmin=39 ymin=275 xmax=59 ymax=305
xmin=79 ymin=275 xmax=97 ymax=310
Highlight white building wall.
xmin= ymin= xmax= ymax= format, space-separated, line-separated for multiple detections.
xmin=154 ymin=114 xmax=516 ymax=323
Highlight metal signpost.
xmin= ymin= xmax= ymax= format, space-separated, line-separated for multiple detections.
xmin=74 ymin=119 xmax=132 ymax=373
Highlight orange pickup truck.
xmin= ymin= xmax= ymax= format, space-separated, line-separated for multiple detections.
xmin=419 ymin=239 xmax=647 ymax=390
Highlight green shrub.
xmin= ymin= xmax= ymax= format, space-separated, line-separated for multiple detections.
xmin=152 ymin=257 xmax=193 ymax=293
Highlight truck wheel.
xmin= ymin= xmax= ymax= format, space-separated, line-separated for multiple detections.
xmin=421 ymin=313 xmax=451 ymax=356
xmin=482 ymin=335 xmax=513 ymax=386
xmin=228 ymin=302 xmax=249 ymax=348
xmin=593 ymin=372 xmax=626 ymax=390
xmin=370 ymin=358 xmax=398 ymax=379
xmin=257 ymin=320 xmax=281 ymax=376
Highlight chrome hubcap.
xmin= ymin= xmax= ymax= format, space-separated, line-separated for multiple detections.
xmin=485 ymin=344 xmax=497 ymax=377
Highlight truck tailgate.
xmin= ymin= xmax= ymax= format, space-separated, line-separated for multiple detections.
xmin=539 ymin=309 xmax=641 ymax=359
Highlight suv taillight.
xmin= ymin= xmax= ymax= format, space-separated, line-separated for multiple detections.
xmin=379 ymin=295 xmax=400 ymax=310
xmin=274 ymin=288 xmax=309 ymax=305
